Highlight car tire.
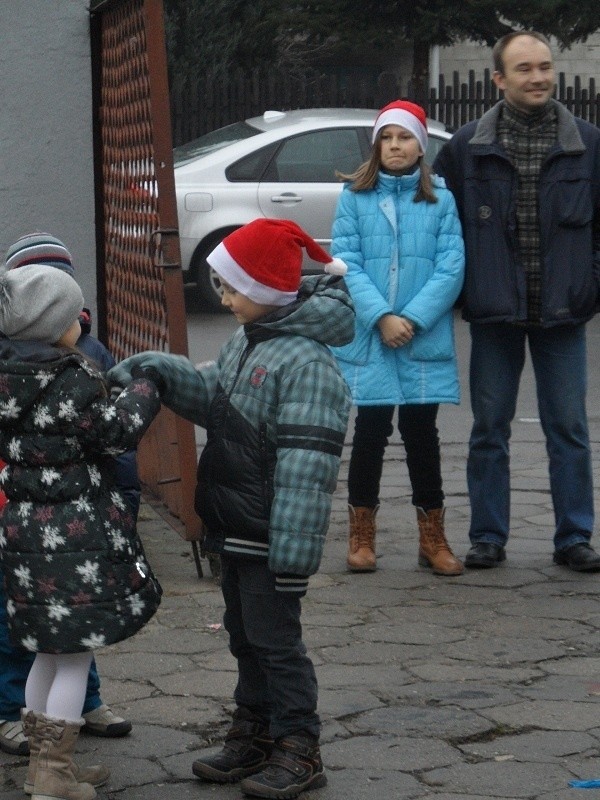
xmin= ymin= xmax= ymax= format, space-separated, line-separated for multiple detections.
xmin=192 ymin=230 xmax=239 ymax=313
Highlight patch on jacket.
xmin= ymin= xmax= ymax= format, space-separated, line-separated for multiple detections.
xmin=478 ymin=205 xmax=492 ymax=219
xmin=249 ymin=366 xmax=268 ymax=388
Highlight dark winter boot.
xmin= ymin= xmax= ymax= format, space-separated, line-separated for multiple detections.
xmin=240 ymin=731 xmax=327 ymax=799
xmin=192 ymin=708 xmax=273 ymax=783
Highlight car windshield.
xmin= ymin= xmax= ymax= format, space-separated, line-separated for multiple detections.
xmin=173 ymin=122 xmax=261 ymax=165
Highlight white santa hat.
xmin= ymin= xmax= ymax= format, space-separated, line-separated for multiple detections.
xmin=372 ymin=99 xmax=428 ymax=154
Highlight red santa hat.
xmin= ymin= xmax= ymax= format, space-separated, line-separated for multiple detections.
xmin=207 ymin=219 xmax=347 ymax=306
xmin=372 ymin=100 xmax=428 ymax=153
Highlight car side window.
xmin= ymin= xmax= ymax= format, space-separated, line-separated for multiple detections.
xmin=265 ymin=129 xmax=364 ymax=183
xmin=226 ymin=142 xmax=279 ymax=182
xmin=424 ymin=134 xmax=448 ymax=166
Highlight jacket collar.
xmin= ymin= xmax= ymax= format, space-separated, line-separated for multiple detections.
xmin=469 ymin=99 xmax=584 ymax=154
xmin=378 ymin=169 xmax=420 ymax=191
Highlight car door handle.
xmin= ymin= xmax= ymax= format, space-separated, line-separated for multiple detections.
xmin=270 ymin=193 xmax=302 ymax=203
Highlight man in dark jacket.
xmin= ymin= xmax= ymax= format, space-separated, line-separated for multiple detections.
xmin=434 ymin=31 xmax=600 ymax=571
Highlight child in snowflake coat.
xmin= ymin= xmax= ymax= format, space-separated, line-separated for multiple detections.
xmin=0 ymin=233 xmax=138 ymax=756
xmin=0 ymin=264 xmax=161 ymax=800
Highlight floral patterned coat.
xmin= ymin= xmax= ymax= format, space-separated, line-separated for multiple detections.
xmin=0 ymin=337 xmax=162 ymax=654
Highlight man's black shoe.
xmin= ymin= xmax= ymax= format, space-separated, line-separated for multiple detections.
xmin=192 ymin=710 xmax=273 ymax=783
xmin=464 ymin=542 xmax=506 ymax=569
xmin=240 ymin=731 xmax=327 ymax=799
xmin=553 ymin=543 xmax=600 ymax=573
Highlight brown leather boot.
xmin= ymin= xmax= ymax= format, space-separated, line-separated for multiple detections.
xmin=417 ymin=507 xmax=464 ymax=576
xmin=347 ymin=505 xmax=378 ymax=572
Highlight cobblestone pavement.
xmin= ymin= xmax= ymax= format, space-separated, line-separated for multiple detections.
xmin=2 ymin=316 xmax=600 ymax=799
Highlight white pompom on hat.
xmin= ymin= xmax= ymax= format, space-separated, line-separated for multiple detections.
xmin=372 ymin=99 xmax=428 ymax=153
xmin=0 ymin=264 xmax=84 ymax=343
xmin=207 ymin=218 xmax=347 ymax=306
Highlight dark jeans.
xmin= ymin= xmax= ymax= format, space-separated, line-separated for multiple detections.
xmin=468 ymin=322 xmax=593 ymax=549
xmin=348 ymin=404 xmax=443 ymax=510
xmin=220 ymin=555 xmax=319 ymax=741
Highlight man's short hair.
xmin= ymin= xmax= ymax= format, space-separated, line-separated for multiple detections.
xmin=492 ymin=31 xmax=552 ymax=74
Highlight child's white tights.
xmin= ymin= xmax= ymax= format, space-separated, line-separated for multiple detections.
xmin=25 ymin=651 xmax=93 ymax=723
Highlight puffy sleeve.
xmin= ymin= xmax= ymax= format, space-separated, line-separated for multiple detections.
xmin=332 ymin=187 xmax=392 ymax=331
xmin=267 ymin=354 xmax=351 ymax=579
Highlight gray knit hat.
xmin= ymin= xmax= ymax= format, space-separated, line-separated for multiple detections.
xmin=0 ymin=264 xmax=84 ymax=343
xmin=5 ymin=232 xmax=74 ymax=276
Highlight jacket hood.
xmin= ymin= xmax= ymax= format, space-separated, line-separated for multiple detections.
xmin=0 ymin=339 xmax=83 ymax=427
xmin=0 ymin=336 xmax=66 ymax=364
xmin=244 ymin=274 xmax=355 ymax=348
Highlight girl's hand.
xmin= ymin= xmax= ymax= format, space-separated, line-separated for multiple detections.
xmin=377 ymin=314 xmax=415 ymax=348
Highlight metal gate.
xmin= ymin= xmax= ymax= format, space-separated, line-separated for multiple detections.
xmin=90 ymin=0 xmax=201 ymax=545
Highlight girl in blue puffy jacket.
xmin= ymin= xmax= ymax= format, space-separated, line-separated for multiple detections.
xmin=331 ymin=100 xmax=465 ymax=576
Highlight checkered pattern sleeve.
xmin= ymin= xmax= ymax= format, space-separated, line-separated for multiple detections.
xmin=109 ymin=351 xmax=218 ymax=428
xmin=267 ymin=350 xmax=351 ymax=577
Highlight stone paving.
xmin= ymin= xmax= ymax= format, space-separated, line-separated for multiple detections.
xmin=2 ymin=316 xmax=600 ymax=799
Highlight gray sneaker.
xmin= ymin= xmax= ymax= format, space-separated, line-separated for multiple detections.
xmin=82 ymin=705 xmax=132 ymax=737
xmin=0 ymin=719 xmax=29 ymax=756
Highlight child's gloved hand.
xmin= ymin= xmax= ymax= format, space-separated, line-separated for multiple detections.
xmin=108 ymin=353 xmax=163 ymax=391
xmin=130 ymin=365 xmax=166 ymax=394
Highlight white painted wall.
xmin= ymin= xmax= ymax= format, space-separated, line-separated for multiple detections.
xmin=438 ymin=33 xmax=600 ymax=85
xmin=0 ymin=0 xmax=97 ymax=318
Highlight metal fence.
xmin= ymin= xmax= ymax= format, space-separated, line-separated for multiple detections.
xmin=170 ymin=67 xmax=600 ymax=145
xmin=91 ymin=0 xmax=201 ymax=546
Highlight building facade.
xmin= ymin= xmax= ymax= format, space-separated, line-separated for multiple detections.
xmin=0 ymin=1 xmax=97 ymax=315
xmin=439 ymin=33 xmax=600 ymax=84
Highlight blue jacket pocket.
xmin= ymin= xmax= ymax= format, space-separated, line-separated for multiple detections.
xmin=409 ymin=314 xmax=454 ymax=361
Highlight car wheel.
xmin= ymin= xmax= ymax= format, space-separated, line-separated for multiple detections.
xmin=196 ymin=261 xmax=226 ymax=313
xmin=192 ymin=232 xmax=238 ymax=313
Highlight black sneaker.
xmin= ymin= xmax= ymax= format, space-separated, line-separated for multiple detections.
xmin=240 ymin=731 xmax=327 ymax=799
xmin=192 ymin=710 xmax=273 ymax=784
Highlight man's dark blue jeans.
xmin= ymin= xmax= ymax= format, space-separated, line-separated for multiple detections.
xmin=467 ymin=322 xmax=593 ymax=551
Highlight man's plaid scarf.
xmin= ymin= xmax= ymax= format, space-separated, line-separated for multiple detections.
xmin=497 ymin=101 xmax=557 ymax=322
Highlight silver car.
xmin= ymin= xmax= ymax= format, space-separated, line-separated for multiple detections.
xmin=174 ymin=108 xmax=451 ymax=311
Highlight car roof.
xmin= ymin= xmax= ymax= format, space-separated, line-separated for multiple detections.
xmin=174 ymin=107 xmax=450 ymax=175
xmin=246 ymin=108 xmax=448 ymax=133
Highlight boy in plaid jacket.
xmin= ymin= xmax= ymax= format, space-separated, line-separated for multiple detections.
xmin=109 ymin=219 xmax=354 ymax=799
